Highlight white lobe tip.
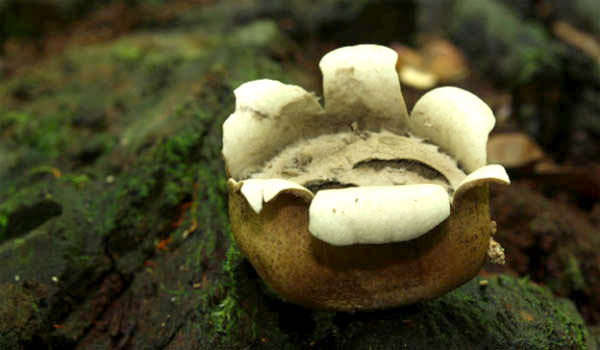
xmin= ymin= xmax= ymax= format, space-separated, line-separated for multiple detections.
xmin=308 ymin=184 xmax=450 ymax=246
xmin=453 ymin=164 xmax=510 ymax=203
xmin=238 ymin=179 xmax=314 ymax=214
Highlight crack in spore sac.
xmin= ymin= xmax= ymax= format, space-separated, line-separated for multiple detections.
xmin=353 ymin=159 xmax=447 ymax=181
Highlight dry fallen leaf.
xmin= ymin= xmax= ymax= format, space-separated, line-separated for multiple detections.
xmin=422 ymin=38 xmax=469 ymax=83
xmin=487 ymin=132 xmax=546 ymax=168
xmin=391 ymin=38 xmax=469 ymax=89
xmin=488 ymin=133 xmax=600 ymax=200
xmin=398 ymin=65 xmax=438 ymax=90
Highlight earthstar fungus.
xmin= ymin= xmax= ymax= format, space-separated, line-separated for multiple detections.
xmin=222 ymin=44 xmax=510 ymax=311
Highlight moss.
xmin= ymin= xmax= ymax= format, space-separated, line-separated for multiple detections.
xmin=448 ymin=0 xmax=557 ymax=85
xmin=117 ymin=56 xmax=285 ymax=346
xmin=0 ymin=110 xmax=30 ymax=129
xmin=209 ymin=243 xmax=247 ymax=334
xmin=334 ymin=275 xmax=591 ymax=349
xmin=112 ymin=43 xmax=144 ymax=63
xmin=60 ymin=174 xmax=91 ymax=188
xmin=0 ymin=283 xmax=45 ymax=349
xmin=0 ymin=183 xmax=62 ymax=243
xmin=232 ymin=20 xmax=281 ymax=48
xmin=564 ymin=255 xmax=588 ymax=292
xmin=0 ymin=213 xmax=8 ymax=240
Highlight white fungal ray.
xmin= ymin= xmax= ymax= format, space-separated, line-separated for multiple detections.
xmin=409 ymin=86 xmax=496 ymax=173
xmin=222 ymin=79 xmax=324 ymax=179
xmin=233 ymin=178 xmax=314 ymax=214
xmin=319 ymin=44 xmax=409 ymax=133
xmin=308 ymin=185 xmax=450 ymax=246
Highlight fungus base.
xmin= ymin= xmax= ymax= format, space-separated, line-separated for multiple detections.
xmin=228 ymin=184 xmax=492 ymax=311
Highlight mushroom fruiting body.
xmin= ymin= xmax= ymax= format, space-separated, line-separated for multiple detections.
xmin=222 ymin=44 xmax=509 ymax=311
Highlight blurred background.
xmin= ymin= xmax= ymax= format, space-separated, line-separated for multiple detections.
xmin=3 ymin=0 xmax=599 ymax=165
xmin=1 ymin=0 xmax=599 ymax=348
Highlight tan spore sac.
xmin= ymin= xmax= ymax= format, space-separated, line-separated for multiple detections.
xmin=251 ymin=129 xmax=466 ymax=194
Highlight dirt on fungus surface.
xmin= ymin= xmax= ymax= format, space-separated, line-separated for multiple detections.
xmin=1 ymin=0 xmax=599 ymax=348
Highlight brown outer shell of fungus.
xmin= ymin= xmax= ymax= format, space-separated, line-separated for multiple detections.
xmin=228 ymin=183 xmax=492 ymax=311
